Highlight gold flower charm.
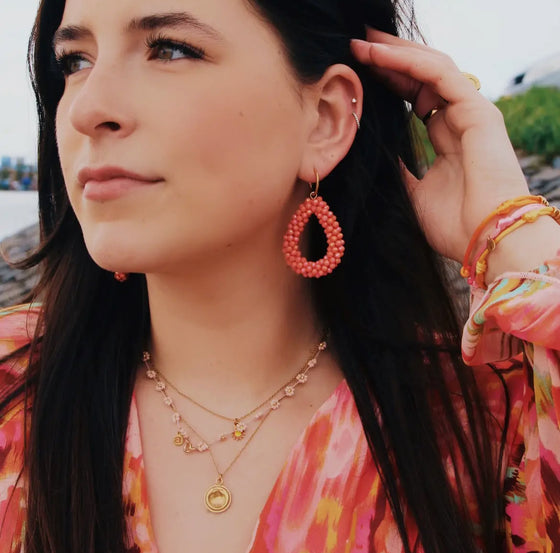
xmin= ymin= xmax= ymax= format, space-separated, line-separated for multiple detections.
xmin=232 ymin=421 xmax=247 ymax=441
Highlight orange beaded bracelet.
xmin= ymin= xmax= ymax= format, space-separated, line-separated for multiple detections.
xmin=472 ymin=205 xmax=560 ymax=288
xmin=460 ymin=195 xmax=550 ymax=279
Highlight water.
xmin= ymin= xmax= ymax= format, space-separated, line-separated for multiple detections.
xmin=0 ymin=191 xmax=39 ymax=241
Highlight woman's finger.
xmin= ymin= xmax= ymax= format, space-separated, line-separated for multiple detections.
xmin=365 ymin=28 xmax=432 ymax=52
xmin=350 ymin=39 xmax=480 ymax=106
xmin=362 ymin=29 xmax=481 ymax=99
xmin=356 ymin=61 xmax=445 ymax=119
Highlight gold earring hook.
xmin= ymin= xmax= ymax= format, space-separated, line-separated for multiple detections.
xmin=309 ymin=169 xmax=320 ymax=199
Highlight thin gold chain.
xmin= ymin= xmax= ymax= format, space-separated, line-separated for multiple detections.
xmin=155 ymin=379 xmax=272 ymax=480
xmin=145 ymin=337 xmax=327 ymax=450
xmin=208 ymin=410 xmax=271 ymax=480
xmin=158 ymin=335 xmax=327 ymax=423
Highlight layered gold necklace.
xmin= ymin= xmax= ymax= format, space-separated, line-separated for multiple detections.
xmin=142 ymin=336 xmax=328 ymax=513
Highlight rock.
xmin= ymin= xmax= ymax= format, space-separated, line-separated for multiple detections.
xmin=528 ymin=166 xmax=560 ymax=184
xmin=518 ymin=154 xmax=545 ymax=175
xmin=527 ymin=167 xmax=560 ymax=208
xmin=0 ymin=223 xmax=40 ymax=309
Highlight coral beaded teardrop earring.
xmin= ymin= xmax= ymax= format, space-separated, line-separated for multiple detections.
xmin=282 ymin=169 xmax=345 ymax=278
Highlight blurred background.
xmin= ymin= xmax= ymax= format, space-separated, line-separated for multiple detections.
xmin=1 ymin=0 xmax=560 ymax=308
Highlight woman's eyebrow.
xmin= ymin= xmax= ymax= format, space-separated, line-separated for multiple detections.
xmin=53 ymin=11 xmax=224 ymax=50
xmin=52 ymin=25 xmax=91 ymax=49
xmin=127 ymin=12 xmax=224 ymax=41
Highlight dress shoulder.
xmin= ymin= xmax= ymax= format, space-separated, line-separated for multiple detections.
xmin=0 ymin=302 xmax=40 ymax=387
xmin=0 ymin=303 xmax=40 ymax=358
xmin=0 ymin=303 xmax=39 ymax=553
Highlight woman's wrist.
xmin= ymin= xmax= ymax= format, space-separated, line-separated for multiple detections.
xmin=484 ymin=215 xmax=560 ymax=283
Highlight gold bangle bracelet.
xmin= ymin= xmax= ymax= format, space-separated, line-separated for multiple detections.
xmin=460 ymin=195 xmax=550 ymax=279
xmin=473 ymin=206 xmax=559 ymax=288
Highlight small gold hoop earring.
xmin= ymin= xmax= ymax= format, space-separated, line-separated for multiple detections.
xmin=351 ymin=98 xmax=361 ymax=130
xmin=309 ymin=168 xmax=320 ymax=199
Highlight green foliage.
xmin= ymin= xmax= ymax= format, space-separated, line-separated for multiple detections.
xmin=495 ymin=87 xmax=560 ymax=162
xmin=411 ymin=114 xmax=436 ymax=170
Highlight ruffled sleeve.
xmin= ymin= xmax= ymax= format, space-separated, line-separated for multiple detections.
xmin=461 ymin=253 xmax=560 ymax=552
xmin=0 ymin=304 xmax=39 ymax=553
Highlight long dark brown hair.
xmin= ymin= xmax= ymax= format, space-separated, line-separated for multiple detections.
xmin=0 ymin=0 xmax=509 ymax=551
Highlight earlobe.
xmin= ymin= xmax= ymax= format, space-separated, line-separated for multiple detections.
xmin=299 ymin=64 xmax=363 ymax=182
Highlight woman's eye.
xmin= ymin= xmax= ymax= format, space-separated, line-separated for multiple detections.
xmin=55 ymin=53 xmax=92 ymax=76
xmin=146 ymin=36 xmax=205 ymax=62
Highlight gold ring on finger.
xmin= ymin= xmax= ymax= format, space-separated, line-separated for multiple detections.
xmin=462 ymin=72 xmax=481 ymax=91
xmin=422 ymin=108 xmax=439 ymax=125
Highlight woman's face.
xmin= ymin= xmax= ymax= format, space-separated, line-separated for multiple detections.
xmin=55 ymin=0 xmax=311 ymax=274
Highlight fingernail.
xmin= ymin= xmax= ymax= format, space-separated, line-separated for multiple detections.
xmin=369 ymin=43 xmax=390 ymax=50
xmin=351 ymin=39 xmax=390 ymax=51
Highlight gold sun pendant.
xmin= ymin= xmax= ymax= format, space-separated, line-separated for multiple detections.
xmin=204 ymin=478 xmax=232 ymax=513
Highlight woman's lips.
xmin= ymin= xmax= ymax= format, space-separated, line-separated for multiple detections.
xmin=82 ymin=176 xmax=163 ymax=201
xmin=77 ymin=166 xmax=163 ymax=201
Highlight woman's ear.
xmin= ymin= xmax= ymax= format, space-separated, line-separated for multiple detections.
xmin=299 ymin=64 xmax=363 ymax=183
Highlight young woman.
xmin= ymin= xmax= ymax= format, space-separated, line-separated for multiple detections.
xmin=1 ymin=0 xmax=559 ymax=551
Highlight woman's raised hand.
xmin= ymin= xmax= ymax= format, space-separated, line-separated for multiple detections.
xmin=351 ymin=29 xmax=530 ymax=263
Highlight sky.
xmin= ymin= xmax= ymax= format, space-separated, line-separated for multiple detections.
xmin=1 ymin=0 xmax=559 ymax=162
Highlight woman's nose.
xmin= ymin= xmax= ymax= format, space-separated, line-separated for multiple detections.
xmin=67 ymin=62 xmax=137 ymax=139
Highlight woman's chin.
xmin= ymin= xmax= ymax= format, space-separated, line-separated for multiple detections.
xmin=85 ymin=243 xmax=147 ymax=276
